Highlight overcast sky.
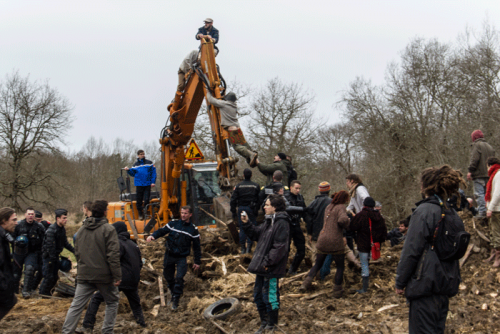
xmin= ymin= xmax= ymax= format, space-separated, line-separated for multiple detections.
xmin=1 ymin=1 xmax=499 ymax=153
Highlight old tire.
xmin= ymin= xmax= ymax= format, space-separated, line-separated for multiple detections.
xmin=203 ymin=297 xmax=240 ymax=320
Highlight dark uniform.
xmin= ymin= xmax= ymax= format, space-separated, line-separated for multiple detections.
xmin=305 ymin=194 xmax=332 ymax=241
xmin=32 ymin=212 xmax=51 ymax=292
xmin=284 ymin=192 xmax=307 ymax=274
xmin=230 ymin=179 xmax=260 ymax=253
xmin=39 ymin=223 xmax=75 ymax=295
xmin=0 ymin=225 xmax=17 ymax=320
xmin=12 ymin=219 xmax=46 ymax=296
xmin=258 ymin=182 xmax=289 ymax=210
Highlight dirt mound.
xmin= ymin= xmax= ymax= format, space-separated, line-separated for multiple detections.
xmin=2 ymin=214 xmax=500 ymax=333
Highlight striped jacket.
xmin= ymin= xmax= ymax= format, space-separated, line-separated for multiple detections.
xmin=152 ymin=219 xmax=201 ymax=264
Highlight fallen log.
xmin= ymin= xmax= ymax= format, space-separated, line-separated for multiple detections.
xmin=210 ymin=319 xmax=230 ymax=334
xmin=302 ymin=291 xmax=328 ymax=300
xmin=280 ymin=272 xmax=308 ymax=288
xmin=459 ymin=243 xmax=474 ymax=268
xmin=476 ymin=230 xmax=490 ymax=243
xmin=158 ymin=276 xmax=165 ymax=307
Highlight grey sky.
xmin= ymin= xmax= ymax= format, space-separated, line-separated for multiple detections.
xmin=1 ymin=1 xmax=499 ymax=152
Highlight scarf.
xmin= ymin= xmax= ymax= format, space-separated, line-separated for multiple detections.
xmin=349 ymin=183 xmax=363 ymax=199
xmin=485 ymin=164 xmax=500 ymax=203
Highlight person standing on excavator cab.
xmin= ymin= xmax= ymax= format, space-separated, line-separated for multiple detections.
xmin=206 ymin=91 xmax=259 ymax=167
xmin=196 ymin=18 xmax=219 ymax=54
xmin=124 ymin=150 xmax=156 ymax=220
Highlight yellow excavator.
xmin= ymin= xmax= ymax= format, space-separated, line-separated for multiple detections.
xmin=106 ymin=38 xmax=240 ymax=239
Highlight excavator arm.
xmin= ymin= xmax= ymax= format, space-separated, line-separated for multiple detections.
xmin=159 ymin=39 xmax=238 ymax=222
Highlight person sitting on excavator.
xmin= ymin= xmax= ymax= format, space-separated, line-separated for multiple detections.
xmin=177 ymin=50 xmax=199 ymax=92
xmin=206 ymin=91 xmax=258 ymax=167
xmin=196 ymin=18 xmax=219 ymax=54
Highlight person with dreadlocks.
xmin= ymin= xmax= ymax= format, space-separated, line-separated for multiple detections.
xmin=484 ymin=157 xmax=500 ymax=267
xmin=396 ymin=165 xmax=465 ymax=334
xmin=205 ymin=90 xmax=258 ymax=168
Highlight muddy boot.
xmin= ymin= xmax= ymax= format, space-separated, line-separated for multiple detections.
xmin=171 ymin=296 xmax=179 ymax=311
xmin=246 ymin=243 xmax=252 ymax=254
xmin=357 ymin=276 xmax=369 ymax=294
xmin=254 ymin=310 xmax=268 ymax=334
xmin=22 ymin=265 xmax=35 ymax=298
xmin=287 ymin=267 xmax=297 ymax=276
xmin=228 ymin=129 xmax=258 ymax=167
xmin=264 ymin=310 xmax=279 ymax=332
xmin=484 ymin=249 xmax=496 ymax=263
xmin=333 ymin=284 xmax=344 ymax=299
xmin=300 ymin=275 xmax=313 ymax=291
xmin=241 ymin=246 xmax=247 ymax=255
xmin=492 ymin=250 xmax=500 ymax=268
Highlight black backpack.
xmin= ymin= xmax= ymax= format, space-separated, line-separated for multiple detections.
xmin=430 ymin=195 xmax=471 ymax=261
xmin=288 ymin=167 xmax=297 ymax=187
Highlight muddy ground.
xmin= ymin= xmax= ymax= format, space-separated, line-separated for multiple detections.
xmin=1 ymin=212 xmax=499 ymax=333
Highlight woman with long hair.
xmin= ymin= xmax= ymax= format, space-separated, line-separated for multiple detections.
xmin=301 ymin=191 xmax=350 ymax=297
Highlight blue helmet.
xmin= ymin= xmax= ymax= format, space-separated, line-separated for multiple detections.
xmin=15 ymin=235 xmax=28 ymax=247
xmin=59 ymin=256 xmax=72 ymax=272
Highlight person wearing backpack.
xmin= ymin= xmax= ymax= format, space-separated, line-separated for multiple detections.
xmin=396 ymin=165 xmax=468 ymax=334
xmin=484 ymin=157 xmax=500 ymax=267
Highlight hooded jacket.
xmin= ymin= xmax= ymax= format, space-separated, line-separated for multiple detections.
xmin=257 ymin=159 xmax=291 ymax=186
xmin=316 ymin=203 xmax=350 ymax=253
xmin=396 ymin=196 xmax=462 ymax=299
xmin=127 ymin=158 xmax=157 ymax=187
xmin=75 ymin=217 xmax=121 ymax=284
xmin=305 ymin=193 xmax=331 ymax=240
xmin=114 ymin=225 xmax=142 ymax=290
xmin=242 ymin=212 xmax=290 ymax=278
xmin=468 ymin=138 xmax=495 ymax=179
xmin=206 ymin=91 xmax=239 ymax=128
xmin=349 ymin=207 xmax=387 ymax=253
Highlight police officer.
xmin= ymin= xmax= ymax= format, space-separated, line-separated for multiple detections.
xmin=39 ymin=209 xmax=75 ymax=296
xmin=230 ymin=168 xmax=260 ymax=254
xmin=285 ymin=180 xmax=307 ymax=275
xmin=12 ymin=207 xmax=46 ymax=297
xmin=258 ymin=170 xmax=289 ymax=210
xmin=31 ymin=210 xmax=51 ymax=292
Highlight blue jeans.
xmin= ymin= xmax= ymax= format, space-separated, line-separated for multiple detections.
xmin=163 ymin=254 xmax=188 ymax=298
xmin=320 ymin=254 xmax=334 ymax=280
xmin=253 ymin=275 xmax=280 ymax=313
xmin=359 ymin=252 xmax=370 ymax=277
xmin=238 ymin=206 xmax=255 ymax=247
xmin=474 ymin=177 xmax=488 ymax=214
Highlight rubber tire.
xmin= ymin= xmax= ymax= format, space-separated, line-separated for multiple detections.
xmin=54 ymin=282 xmax=76 ymax=297
xmin=203 ymin=297 xmax=240 ymax=320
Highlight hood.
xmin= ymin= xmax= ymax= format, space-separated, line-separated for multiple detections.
xmin=274 ymin=211 xmax=291 ymax=222
xmin=83 ymin=217 xmax=108 ymax=230
xmin=362 ymin=207 xmax=383 ymax=221
xmin=118 ymin=231 xmax=131 ymax=240
xmin=315 ymin=194 xmax=329 ymax=199
xmin=415 ymin=195 xmax=441 ymax=208
xmin=282 ymin=159 xmax=291 ymax=168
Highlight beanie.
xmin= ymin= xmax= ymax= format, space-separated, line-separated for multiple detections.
xmin=318 ymin=181 xmax=331 ymax=193
xmin=277 ymin=153 xmax=287 ymax=161
xmin=35 ymin=210 xmax=43 ymax=218
xmin=471 ymin=129 xmax=484 ymax=142
xmin=363 ymin=197 xmax=376 ymax=208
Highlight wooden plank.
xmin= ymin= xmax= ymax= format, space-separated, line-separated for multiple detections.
xmin=459 ymin=243 xmax=474 ymax=268
xmin=158 ymin=276 xmax=165 ymax=307
xmin=126 ymin=213 xmax=140 ymax=241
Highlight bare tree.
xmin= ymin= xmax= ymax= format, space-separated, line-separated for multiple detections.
xmin=0 ymin=71 xmax=73 ymax=210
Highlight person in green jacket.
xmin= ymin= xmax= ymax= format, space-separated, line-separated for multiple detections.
xmin=256 ymin=153 xmax=291 ymax=186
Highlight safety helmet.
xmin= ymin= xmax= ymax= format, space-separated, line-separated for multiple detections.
xmin=59 ymin=256 xmax=72 ymax=272
xmin=15 ymin=235 xmax=28 ymax=247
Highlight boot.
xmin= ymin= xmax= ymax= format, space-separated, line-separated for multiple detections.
xmin=287 ymin=267 xmax=297 ymax=276
xmin=357 ymin=276 xmax=369 ymax=294
xmin=346 ymin=249 xmax=361 ymax=269
xmin=171 ymin=296 xmax=179 ymax=311
xmin=241 ymin=246 xmax=247 ymax=255
xmin=264 ymin=310 xmax=279 ymax=332
xmin=22 ymin=265 xmax=35 ymax=298
xmin=300 ymin=275 xmax=313 ymax=291
xmin=492 ymin=250 xmax=500 ymax=268
xmin=333 ymin=284 xmax=344 ymax=298
xmin=246 ymin=243 xmax=252 ymax=254
xmin=254 ymin=310 xmax=268 ymax=334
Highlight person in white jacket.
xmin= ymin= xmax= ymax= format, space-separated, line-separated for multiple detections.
xmin=346 ymin=174 xmax=370 ymax=215
xmin=485 ymin=157 xmax=500 ymax=267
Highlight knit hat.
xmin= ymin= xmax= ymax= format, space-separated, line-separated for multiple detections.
xmin=318 ymin=181 xmax=331 ymax=193
xmin=35 ymin=210 xmax=43 ymax=218
xmin=113 ymin=221 xmax=128 ymax=235
xmin=471 ymin=129 xmax=484 ymax=142
xmin=363 ymin=197 xmax=376 ymax=208
xmin=277 ymin=153 xmax=287 ymax=160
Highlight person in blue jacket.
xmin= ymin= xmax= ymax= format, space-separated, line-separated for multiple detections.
xmin=124 ymin=150 xmax=157 ymax=219
xmin=146 ymin=206 xmax=201 ymax=311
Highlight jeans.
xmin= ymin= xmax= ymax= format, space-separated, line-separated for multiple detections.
xmin=163 ymin=254 xmax=188 ymax=298
xmin=83 ymin=287 xmax=145 ymax=329
xmin=409 ymin=294 xmax=449 ymax=334
xmin=253 ymin=275 xmax=280 ymax=313
xmin=359 ymin=252 xmax=370 ymax=277
xmin=136 ymin=185 xmax=151 ymax=214
xmin=238 ymin=206 xmax=255 ymax=247
xmin=62 ymin=282 xmax=120 ymax=334
xmin=474 ymin=177 xmax=488 ymax=214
